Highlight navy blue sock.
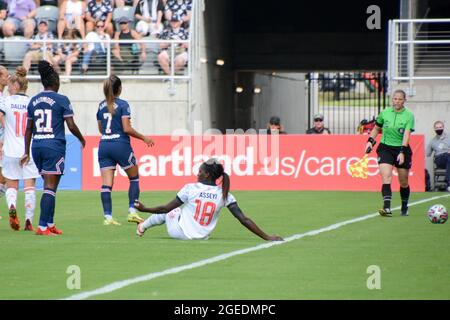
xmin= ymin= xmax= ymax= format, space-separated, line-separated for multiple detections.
xmin=101 ymin=185 xmax=113 ymax=216
xmin=382 ymin=184 xmax=392 ymax=210
xmin=40 ymin=189 xmax=56 ymax=227
xmin=128 ymin=176 xmax=140 ymax=209
xmin=400 ymin=186 xmax=410 ymax=211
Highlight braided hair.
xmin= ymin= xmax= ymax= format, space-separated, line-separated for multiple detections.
xmin=38 ymin=60 xmax=59 ymax=91
xmin=202 ymin=159 xmax=230 ymax=201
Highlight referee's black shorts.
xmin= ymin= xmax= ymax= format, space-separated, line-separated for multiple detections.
xmin=376 ymin=143 xmax=413 ymax=169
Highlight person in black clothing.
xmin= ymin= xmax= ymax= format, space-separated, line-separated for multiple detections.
xmin=112 ymin=16 xmax=146 ymax=73
xmin=266 ymin=116 xmax=287 ymax=134
xmin=306 ymin=113 xmax=331 ymax=134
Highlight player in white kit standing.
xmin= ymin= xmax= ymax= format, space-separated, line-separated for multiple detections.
xmin=134 ymin=159 xmax=283 ymax=241
xmin=0 ymin=67 xmax=40 ymax=231
xmin=0 ymin=65 xmax=10 ymax=220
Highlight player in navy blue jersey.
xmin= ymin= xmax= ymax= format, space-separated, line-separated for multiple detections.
xmin=97 ymin=75 xmax=154 ymax=226
xmin=22 ymin=60 xmax=86 ymax=236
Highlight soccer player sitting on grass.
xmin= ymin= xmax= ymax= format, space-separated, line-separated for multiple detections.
xmin=134 ymin=159 xmax=283 ymax=241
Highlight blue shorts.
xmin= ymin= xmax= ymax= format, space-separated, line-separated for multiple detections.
xmin=32 ymin=147 xmax=65 ymax=175
xmin=98 ymin=142 xmax=137 ymax=170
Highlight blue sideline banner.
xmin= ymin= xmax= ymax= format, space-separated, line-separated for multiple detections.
xmin=20 ymin=135 xmax=82 ymax=191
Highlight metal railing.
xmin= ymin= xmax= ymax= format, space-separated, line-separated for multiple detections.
xmin=0 ymin=38 xmax=191 ymax=83
xmin=307 ymin=72 xmax=387 ymax=134
xmin=388 ymin=19 xmax=450 ymax=93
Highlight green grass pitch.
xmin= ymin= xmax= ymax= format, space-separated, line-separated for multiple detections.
xmin=0 ymin=190 xmax=449 ymax=300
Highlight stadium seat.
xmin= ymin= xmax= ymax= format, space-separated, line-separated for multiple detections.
xmin=35 ymin=5 xmax=59 ymax=34
xmin=3 ymin=37 xmax=29 ymax=67
xmin=113 ymin=6 xmax=136 ymax=30
xmin=433 ymin=162 xmax=447 ymax=191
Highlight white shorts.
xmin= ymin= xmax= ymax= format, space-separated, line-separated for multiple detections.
xmin=165 ymin=208 xmax=189 ymax=240
xmin=2 ymin=156 xmax=40 ymax=180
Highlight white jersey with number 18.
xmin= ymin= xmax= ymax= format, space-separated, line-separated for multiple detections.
xmin=0 ymin=94 xmax=31 ymax=157
xmin=176 ymin=182 xmax=237 ymax=240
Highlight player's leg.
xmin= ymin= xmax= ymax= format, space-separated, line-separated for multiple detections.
xmin=376 ymin=144 xmax=395 ymax=217
xmin=101 ymin=168 xmax=121 ymax=225
xmin=5 ymin=179 xmax=20 ymax=231
xmin=165 ymin=208 xmax=189 ymax=240
xmin=22 ymin=158 xmax=40 ymax=231
xmin=98 ymin=144 xmax=120 ymax=225
xmin=397 ymin=168 xmax=410 ymax=216
xmin=137 ymin=213 xmax=167 ymax=237
xmin=35 ymin=149 xmax=64 ymax=235
xmin=379 ymin=164 xmax=394 ymax=216
xmin=125 ymin=164 xmax=144 ymax=223
xmin=39 ymin=174 xmax=62 ymax=235
xmin=24 ymin=179 xmax=37 ymax=231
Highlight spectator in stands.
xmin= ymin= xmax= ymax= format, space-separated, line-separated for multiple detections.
xmin=85 ymin=0 xmax=114 ymax=37
xmin=266 ymin=116 xmax=287 ymax=134
xmin=2 ymin=0 xmax=37 ymax=38
xmin=164 ymin=0 xmax=191 ymax=28
xmin=112 ymin=16 xmax=146 ymax=72
xmin=135 ymin=0 xmax=164 ymax=38
xmin=22 ymin=20 xmax=57 ymax=71
xmin=158 ymin=14 xmax=188 ymax=75
xmin=82 ymin=20 xmax=110 ymax=74
xmin=57 ymin=0 xmax=86 ymax=39
xmin=53 ymin=28 xmax=82 ymax=82
xmin=306 ymin=113 xmax=331 ymax=134
xmin=426 ymin=121 xmax=450 ymax=192
xmin=0 ymin=0 xmax=7 ymax=33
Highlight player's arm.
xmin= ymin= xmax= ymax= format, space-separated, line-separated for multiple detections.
xmin=21 ymin=118 xmax=34 ymax=166
xmin=97 ymin=120 xmax=103 ymax=134
xmin=122 ymin=117 xmax=154 ymax=147
xmin=365 ymin=124 xmax=382 ymax=154
xmin=65 ymin=117 xmax=86 ymax=148
xmin=134 ymin=197 xmax=183 ymax=214
xmin=227 ymin=202 xmax=283 ymax=242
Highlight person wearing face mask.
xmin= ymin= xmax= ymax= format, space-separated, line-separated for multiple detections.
xmin=426 ymin=121 xmax=450 ymax=192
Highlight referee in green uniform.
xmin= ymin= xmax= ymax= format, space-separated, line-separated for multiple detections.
xmin=365 ymin=90 xmax=415 ymax=217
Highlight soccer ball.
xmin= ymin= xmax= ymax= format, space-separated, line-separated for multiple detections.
xmin=427 ymin=204 xmax=448 ymax=224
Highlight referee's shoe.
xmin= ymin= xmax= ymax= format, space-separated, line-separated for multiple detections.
xmin=378 ymin=208 xmax=392 ymax=217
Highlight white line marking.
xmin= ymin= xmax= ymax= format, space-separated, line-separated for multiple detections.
xmin=64 ymin=194 xmax=450 ymax=300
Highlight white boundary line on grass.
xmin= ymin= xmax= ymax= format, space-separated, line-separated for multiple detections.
xmin=64 ymin=194 xmax=450 ymax=300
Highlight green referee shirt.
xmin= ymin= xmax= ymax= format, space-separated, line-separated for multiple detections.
xmin=376 ymin=107 xmax=415 ymax=147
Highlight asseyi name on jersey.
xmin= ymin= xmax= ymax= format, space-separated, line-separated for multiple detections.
xmin=199 ymin=192 xmax=218 ymax=200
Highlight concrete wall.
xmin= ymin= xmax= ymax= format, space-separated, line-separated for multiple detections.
xmin=26 ymin=81 xmax=189 ymax=135
xmin=394 ymin=81 xmax=450 ymax=180
xmin=250 ymin=73 xmax=307 ymax=134
xmin=190 ymin=0 xmax=235 ymax=132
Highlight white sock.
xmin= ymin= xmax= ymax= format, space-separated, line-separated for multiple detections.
xmin=24 ymin=188 xmax=36 ymax=221
xmin=47 ymin=223 xmax=55 ymax=228
xmin=142 ymin=214 xmax=166 ymax=229
xmin=129 ymin=207 xmax=136 ymax=214
xmin=104 ymin=214 xmax=113 ymax=220
xmin=5 ymin=188 xmax=17 ymax=209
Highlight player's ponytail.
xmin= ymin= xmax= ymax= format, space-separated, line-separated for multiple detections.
xmin=10 ymin=66 xmax=29 ymax=93
xmin=103 ymin=75 xmax=122 ymax=115
xmin=221 ymin=172 xmax=230 ymax=201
